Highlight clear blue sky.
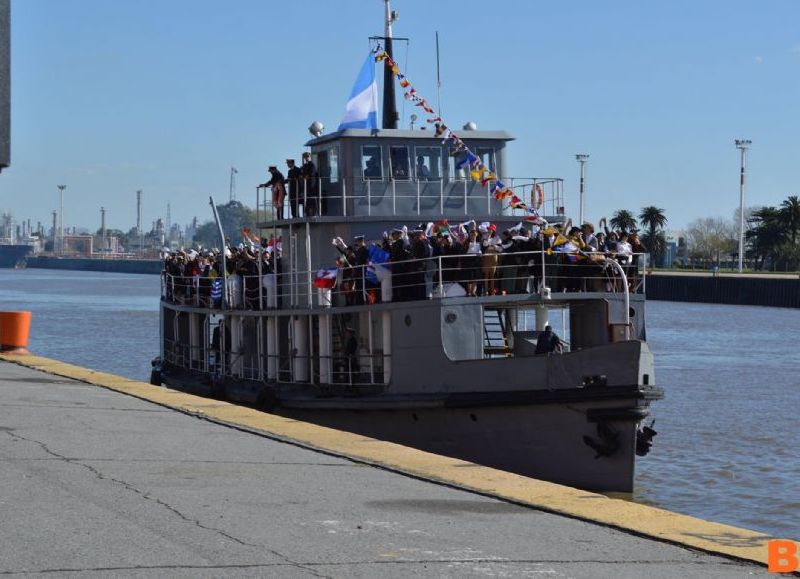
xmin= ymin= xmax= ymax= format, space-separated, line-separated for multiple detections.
xmin=1 ymin=0 xmax=798 ymax=233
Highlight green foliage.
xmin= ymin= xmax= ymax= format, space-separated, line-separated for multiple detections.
xmin=743 ymin=195 xmax=800 ymax=271
xmin=779 ymin=195 xmax=800 ymax=245
xmin=192 ymin=200 xmax=258 ymax=248
xmin=747 ymin=206 xmax=786 ymax=270
xmin=638 ymin=206 xmax=668 ymax=265
xmin=639 ymin=206 xmax=667 ymax=233
xmin=609 ymin=209 xmax=637 ymax=232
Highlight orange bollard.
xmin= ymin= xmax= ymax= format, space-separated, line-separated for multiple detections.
xmin=0 ymin=311 xmax=32 ymax=355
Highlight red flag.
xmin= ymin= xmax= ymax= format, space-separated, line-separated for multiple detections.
xmin=314 ymin=268 xmax=338 ymax=289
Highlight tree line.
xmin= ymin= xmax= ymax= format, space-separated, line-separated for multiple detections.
xmin=746 ymin=195 xmax=800 ymax=270
xmin=685 ymin=195 xmax=800 ymax=271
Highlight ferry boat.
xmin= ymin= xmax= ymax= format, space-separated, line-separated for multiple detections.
xmin=155 ymin=3 xmax=662 ymax=493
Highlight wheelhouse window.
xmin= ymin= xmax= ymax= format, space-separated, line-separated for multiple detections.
xmin=389 ymin=145 xmax=410 ymax=181
xmin=475 ymin=147 xmax=496 ymax=173
xmin=327 ymin=145 xmax=339 ymax=183
xmin=414 ymin=147 xmax=442 ymax=181
xmin=362 ymin=145 xmax=383 ymax=180
xmin=317 ymin=150 xmax=329 ymax=184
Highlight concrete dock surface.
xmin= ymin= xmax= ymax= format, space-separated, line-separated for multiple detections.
xmin=0 ymin=358 xmax=776 ymax=578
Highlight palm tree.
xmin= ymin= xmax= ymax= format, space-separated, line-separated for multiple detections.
xmin=747 ymin=206 xmax=785 ymax=270
xmin=638 ymin=206 xmax=668 ymax=240
xmin=609 ymin=209 xmax=637 ymax=232
xmin=779 ymin=195 xmax=800 ymax=245
xmin=638 ymin=206 xmax=668 ymax=266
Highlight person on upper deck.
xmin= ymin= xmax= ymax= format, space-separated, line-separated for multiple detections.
xmin=596 ymin=231 xmax=607 ymax=251
xmin=409 ymin=228 xmax=433 ymax=300
xmin=300 ymin=152 xmax=319 ymax=215
xmin=582 ymin=223 xmax=598 ymax=251
xmin=615 ymin=232 xmax=633 ymax=263
xmin=260 ymin=166 xmax=286 ymax=220
xmin=388 ymin=228 xmax=411 ymax=302
xmin=463 ymin=229 xmax=483 ymax=297
xmin=629 ymin=230 xmax=646 ymax=256
xmin=286 ymin=159 xmax=302 ymax=219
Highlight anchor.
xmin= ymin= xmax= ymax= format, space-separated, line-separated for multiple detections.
xmin=583 ymin=421 xmax=621 ymax=458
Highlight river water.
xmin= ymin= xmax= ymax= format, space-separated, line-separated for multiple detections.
xmin=0 ymin=269 xmax=797 ymax=539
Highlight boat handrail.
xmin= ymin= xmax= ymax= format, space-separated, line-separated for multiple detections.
xmin=160 ymin=250 xmax=646 ymax=311
xmin=162 ymin=337 xmax=389 ymax=387
xmin=255 ymin=176 xmax=565 ymax=222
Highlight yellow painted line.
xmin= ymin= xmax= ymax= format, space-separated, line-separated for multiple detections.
xmin=1 ymin=353 xmax=783 ymax=567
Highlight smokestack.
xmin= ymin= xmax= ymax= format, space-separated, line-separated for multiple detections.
xmin=100 ymin=206 xmax=106 ymax=236
xmin=382 ymin=1 xmax=399 ymax=129
xmin=136 ymin=190 xmax=142 ymax=234
xmin=51 ymin=211 xmax=57 ymax=244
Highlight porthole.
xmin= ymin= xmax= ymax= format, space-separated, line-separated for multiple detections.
xmin=404 ymin=314 xmax=412 ymax=326
xmin=445 ymin=312 xmax=457 ymax=323
xmin=629 ymin=307 xmax=636 ymax=318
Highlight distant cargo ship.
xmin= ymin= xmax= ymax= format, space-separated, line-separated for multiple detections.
xmin=25 ymin=255 xmax=162 ymax=274
xmin=0 ymin=212 xmax=38 ymax=268
xmin=0 ymin=243 xmax=32 ymax=268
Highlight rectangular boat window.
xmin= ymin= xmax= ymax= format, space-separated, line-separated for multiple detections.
xmin=389 ymin=145 xmax=410 ymax=181
xmin=414 ymin=146 xmax=442 ymax=181
xmin=361 ymin=145 xmax=383 ymax=180
xmin=327 ymin=146 xmax=339 ymax=183
xmin=475 ymin=147 xmax=496 ymax=173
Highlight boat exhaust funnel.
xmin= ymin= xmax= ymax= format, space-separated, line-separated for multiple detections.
xmin=382 ymin=0 xmax=399 ymax=129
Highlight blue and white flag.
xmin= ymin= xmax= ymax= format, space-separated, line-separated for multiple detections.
xmin=455 ymin=152 xmax=479 ymax=171
xmin=210 ymin=278 xmax=223 ymax=301
xmin=366 ymin=244 xmax=391 ymax=285
xmin=337 ymin=52 xmax=379 ymax=131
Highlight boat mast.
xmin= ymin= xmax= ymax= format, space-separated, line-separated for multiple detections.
xmin=382 ymin=0 xmax=399 ymax=129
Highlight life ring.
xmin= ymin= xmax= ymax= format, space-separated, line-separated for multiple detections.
xmin=535 ymin=184 xmax=544 ymax=209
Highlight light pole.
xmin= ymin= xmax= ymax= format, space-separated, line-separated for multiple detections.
xmin=734 ymin=139 xmax=751 ymax=273
xmin=575 ymin=154 xmax=589 ymax=226
xmin=57 ymin=185 xmax=66 ymax=255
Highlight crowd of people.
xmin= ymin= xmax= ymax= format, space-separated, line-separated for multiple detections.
xmin=329 ymin=217 xmax=646 ymax=304
xmin=162 ymin=239 xmax=282 ymax=309
xmin=160 ymin=217 xmax=646 ymax=310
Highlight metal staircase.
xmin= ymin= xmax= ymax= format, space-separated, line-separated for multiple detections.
xmin=483 ymin=308 xmax=510 ymax=358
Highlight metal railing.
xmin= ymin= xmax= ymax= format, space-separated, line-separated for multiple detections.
xmin=161 ymin=251 xmax=646 ymax=311
xmin=162 ymin=338 xmax=389 ymax=387
xmin=256 ymin=176 xmax=565 ymax=221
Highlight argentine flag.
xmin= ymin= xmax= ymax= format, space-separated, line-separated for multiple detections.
xmin=337 ymin=52 xmax=378 ymax=131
